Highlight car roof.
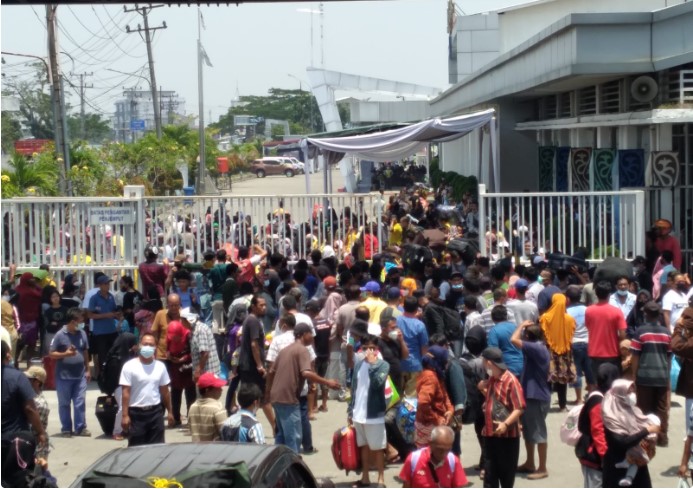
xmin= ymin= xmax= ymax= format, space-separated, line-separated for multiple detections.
xmin=71 ymin=442 xmax=295 ymax=486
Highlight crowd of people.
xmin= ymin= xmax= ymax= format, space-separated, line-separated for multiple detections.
xmin=1 ymin=183 xmax=692 ymax=489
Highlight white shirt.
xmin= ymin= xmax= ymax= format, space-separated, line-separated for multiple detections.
xmin=608 ymin=292 xmax=637 ymax=319
xmin=273 ymin=312 xmax=315 ymax=337
xmin=526 ymin=282 xmax=544 ymax=304
xmin=662 ymin=289 xmax=691 ymax=331
xmin=351 ymin=361 xmax=384 ymax=424
xmin=119 ymin=358 xmax=170 ymax=407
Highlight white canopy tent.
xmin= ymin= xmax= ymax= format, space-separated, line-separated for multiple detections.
xmin=300 ymin=108 xmax=498 ymax=194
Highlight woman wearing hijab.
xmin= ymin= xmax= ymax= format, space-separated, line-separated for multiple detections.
xmin=400 ymin=277 xmax=418 ymax=299
xmin=166 ymin=320 xmax=196 ymax=427
xmin=539 ymin=293 xmax=576 ymax=411
xmin=576 ymin=363 xmax=620 ymax=488
xmin=104 ymin=332 xmax=138 ymax=441
xmin=15 ymin=272 xmax=44 ymax=368
xmin=625 ymin=290 xmax=652 ymax=339
xmin=415 ymin=345 xmax=454 ymax=448
xmin=602 ymin=379 xmax=661 ymax=488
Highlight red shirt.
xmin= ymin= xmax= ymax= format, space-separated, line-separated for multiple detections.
xmin=399 ymin=447 xmax=467 ymax=488
xmin=585 ymin=302 xmax=626 ymax=358
xmin=364 ymin=234 xmax=379 ymax=260
xmin=138 ymin=261 xmax=169 ymax=299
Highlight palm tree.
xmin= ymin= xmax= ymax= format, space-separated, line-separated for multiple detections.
xmin=1 ymin=152 xmax=59 ymax=198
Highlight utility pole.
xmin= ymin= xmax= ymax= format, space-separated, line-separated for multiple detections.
xmin=125 ymin=4 xmax=166 ymax=140
xmin=70 ymin=71 xmax=93 ymax=140
xmin=46 ymin=4 xmax=71 ymax=195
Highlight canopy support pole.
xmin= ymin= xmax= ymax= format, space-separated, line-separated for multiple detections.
xmin=490 ymin=117 xmax=499 ymax=192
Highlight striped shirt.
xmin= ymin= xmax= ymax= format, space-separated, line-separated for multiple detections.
xmin=630 ymin=322 xmax=672 ymax=387
xmin=482 ymin=370 xmax=525 ymax=438
xmin=188 ymin=397 xmax=228 ymax=441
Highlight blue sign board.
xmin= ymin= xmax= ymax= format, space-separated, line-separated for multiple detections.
xmin=130 ymin=119 xmax=145 ymax=131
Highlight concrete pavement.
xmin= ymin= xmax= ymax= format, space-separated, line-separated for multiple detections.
xmin=42 ymin=381 xmax=686 ymax=487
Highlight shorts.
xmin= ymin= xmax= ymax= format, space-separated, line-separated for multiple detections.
xmin=353 ymin=421 xmax=387 ymax=451
xmin=521 ymin=399 xmax=549 ymax=444
xmin=315 ymin=357 xmax=329 ymax=378
xmin=572 ymin=343 xmax=594 ymax=387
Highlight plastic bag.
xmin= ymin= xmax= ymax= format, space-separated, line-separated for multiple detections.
xmin=672 ymin=356 xmax=682 ymax=392
xmin=678 ymin=477 xmax=691 ymax=488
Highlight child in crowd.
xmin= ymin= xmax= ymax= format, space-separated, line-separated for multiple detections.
xmin=221 ymin=383 xmax=266 ymax=444
xmin=615 ymin=414 xmax=660 ymax=487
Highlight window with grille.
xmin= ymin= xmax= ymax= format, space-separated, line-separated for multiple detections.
xmin=558 ymin=92 xmax=572 ymax=118
xmin=578 ymin=86 xmax=596 ymax=115
xmin=662 ymin=64 xmax=693 ymax=104
xmin=600 ymin=80 xmax=621 ymax=114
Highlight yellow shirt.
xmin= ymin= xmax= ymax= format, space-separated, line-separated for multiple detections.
xmin=362 ymin=296 xmax=388 ymax=324
xmin=389 ymin=223 xmax=403 ymax=246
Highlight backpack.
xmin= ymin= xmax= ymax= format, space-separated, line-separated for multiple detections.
xmin=409 ymin=448 xmax=455 ymax=478
xmin=560 ymin=404 xmax=584 ymax=446
xmin=440 ymin=306 xmax=463 ymax=341
xmin=458 ymin=354 xmax=484 ymax=424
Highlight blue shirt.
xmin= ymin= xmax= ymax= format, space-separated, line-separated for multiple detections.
xmin=396 ymin=315 xmax=429 ymax=373
xmin=520 ymin=341 xmax=551 ymax=402
xmin=1 ymin=364 xmax=36 ymax=441
xmin=487 ymin=321 xmax=524 ymax=377
xmin=660 ymin=264 xmax=676 ymax=284
xmin=89 ymin=292 xmax=117 ymax=336
xmin=50 ymin=327 xmax=89 ymax=380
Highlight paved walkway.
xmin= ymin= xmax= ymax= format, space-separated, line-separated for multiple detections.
xmin=42 ymin=382 xmax=686 ymax=487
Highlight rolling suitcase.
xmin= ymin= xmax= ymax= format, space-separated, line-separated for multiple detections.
xmin=331 ymin=426 xmax=361 ymax=474
xmin=95 ymin=395 xmax=118 ymax=436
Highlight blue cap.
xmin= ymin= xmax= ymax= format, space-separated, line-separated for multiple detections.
xmin=515 ymin=278 xmax=529 ymax=290
xmin=360 ymin=281 xmax=381 ymax=293
xmin=387 ymin=287 xmax=402 ymax=299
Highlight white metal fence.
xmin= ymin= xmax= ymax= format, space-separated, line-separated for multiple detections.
xmin=1 ymin=186 xmax=386 ymax=287
xmin=478 ymin=184 xmax=646 ymax=262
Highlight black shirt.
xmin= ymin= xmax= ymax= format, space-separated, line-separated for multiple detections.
xmin=377 ymin=336 xmax=403 ymax=394
xmin=122 ymin=290 xmax=144 ymax=327
xmin=313 ymin=316 xmax=331 ymax=359
xmin=1 ymin=364 xmax=36 ymax=441
xmin=239 ymin=314 xmax=266 ymax=375
xmin=44 ymin=305 xmax=69 ymax=334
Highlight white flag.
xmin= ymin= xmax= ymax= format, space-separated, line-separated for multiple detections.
xmin=200 ymin=44 xmax=213 ymax=68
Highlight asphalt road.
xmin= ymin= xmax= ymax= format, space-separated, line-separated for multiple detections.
xmin=227 ymin=167 xmax=342 ymax=196
xmin=43 ymin=383 xmax=686 ymax=488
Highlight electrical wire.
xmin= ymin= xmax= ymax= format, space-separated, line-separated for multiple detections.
xmin=91 ymin=6 xmax=147 ymax=59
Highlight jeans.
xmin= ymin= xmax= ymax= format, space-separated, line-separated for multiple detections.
xmin=273 ymin=403 xmax=302 ymax=453
xmin=572 ymin=342 xmax=594 ymax=388
xmin=299 ymin=396 xmax=314 ymax=452
xmin=582 ymin=465 xmax=603 ymax=488
xmin=113 ymin=386 xmax=123 ymax=436
xmin=56 ymin=376 xmax=87 ymax=433
xmin=211 ymin=299 xmax=225 ymax=334
xmin=687 ymin=398 xmax=693 ymax=432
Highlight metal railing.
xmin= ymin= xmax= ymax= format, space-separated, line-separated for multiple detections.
xmin=1 ymin=187 xmax=386 ymax=287
xmin=478 ymin=184 xmax=645 ymax=263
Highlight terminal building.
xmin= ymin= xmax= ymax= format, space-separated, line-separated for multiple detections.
xmin=434 ymin=0 xmax=693 ymax=269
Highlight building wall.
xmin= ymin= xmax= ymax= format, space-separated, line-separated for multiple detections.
xmin=497 ymin=100 xmax=539 ymax=191
xmin=498 ymin=0 xmax=678 ymax=54
xmin=453 ymin=13 xmax=500 ymax=83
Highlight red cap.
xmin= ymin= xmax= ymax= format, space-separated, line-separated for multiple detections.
xmin=323 ymin=276 xmax=337 ymax=288
xmin=197 ymin=372 xmax=226 ymax=389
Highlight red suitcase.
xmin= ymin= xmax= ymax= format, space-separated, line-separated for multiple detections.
xmin=42 ymin=356 xmax=56 ymax=391
xmin=331 ymin=426 xmax=361 ymax=474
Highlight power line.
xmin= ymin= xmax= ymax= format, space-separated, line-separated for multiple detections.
xmin=90 ymin=6 xmax=146 ymax=59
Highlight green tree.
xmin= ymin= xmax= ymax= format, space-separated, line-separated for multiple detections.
xmin=67 ymin=113 xmax=112 ymax=144
xmin=2 ymin=62 xmax=54 ymax=139
xmin=212 ymin=88 xmax=324 ymax=137
xmin=1 ymin=112 xmax=23 ymax=153
xmin=1 ymin=152 xmax=59 ymax=198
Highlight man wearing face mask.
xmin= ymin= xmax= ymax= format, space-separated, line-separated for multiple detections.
xmin=119 ymin=332 xmax=175 ymax=447
xmin=377 ymin=307 xmax=408 ymax=395
xmin=609 ymin=276 xmax=637 ymax=319
xmin=49 ymin=307 xmax=91 ymax=437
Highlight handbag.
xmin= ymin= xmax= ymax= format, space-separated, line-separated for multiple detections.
xmin=490 ymin=387 xmax=510 ymax=424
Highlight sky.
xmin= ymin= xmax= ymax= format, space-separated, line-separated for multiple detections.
xmin=1 ymin=0 xmax=514 ymax=125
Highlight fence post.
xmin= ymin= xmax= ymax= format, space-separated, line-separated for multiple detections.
xmin=478 ymin=183 xmax=487 ymax=257
xmin=634 ymin=189 xmax=645 ymax=258
xmin=123 ymin=185 xmax=146 ymax=268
